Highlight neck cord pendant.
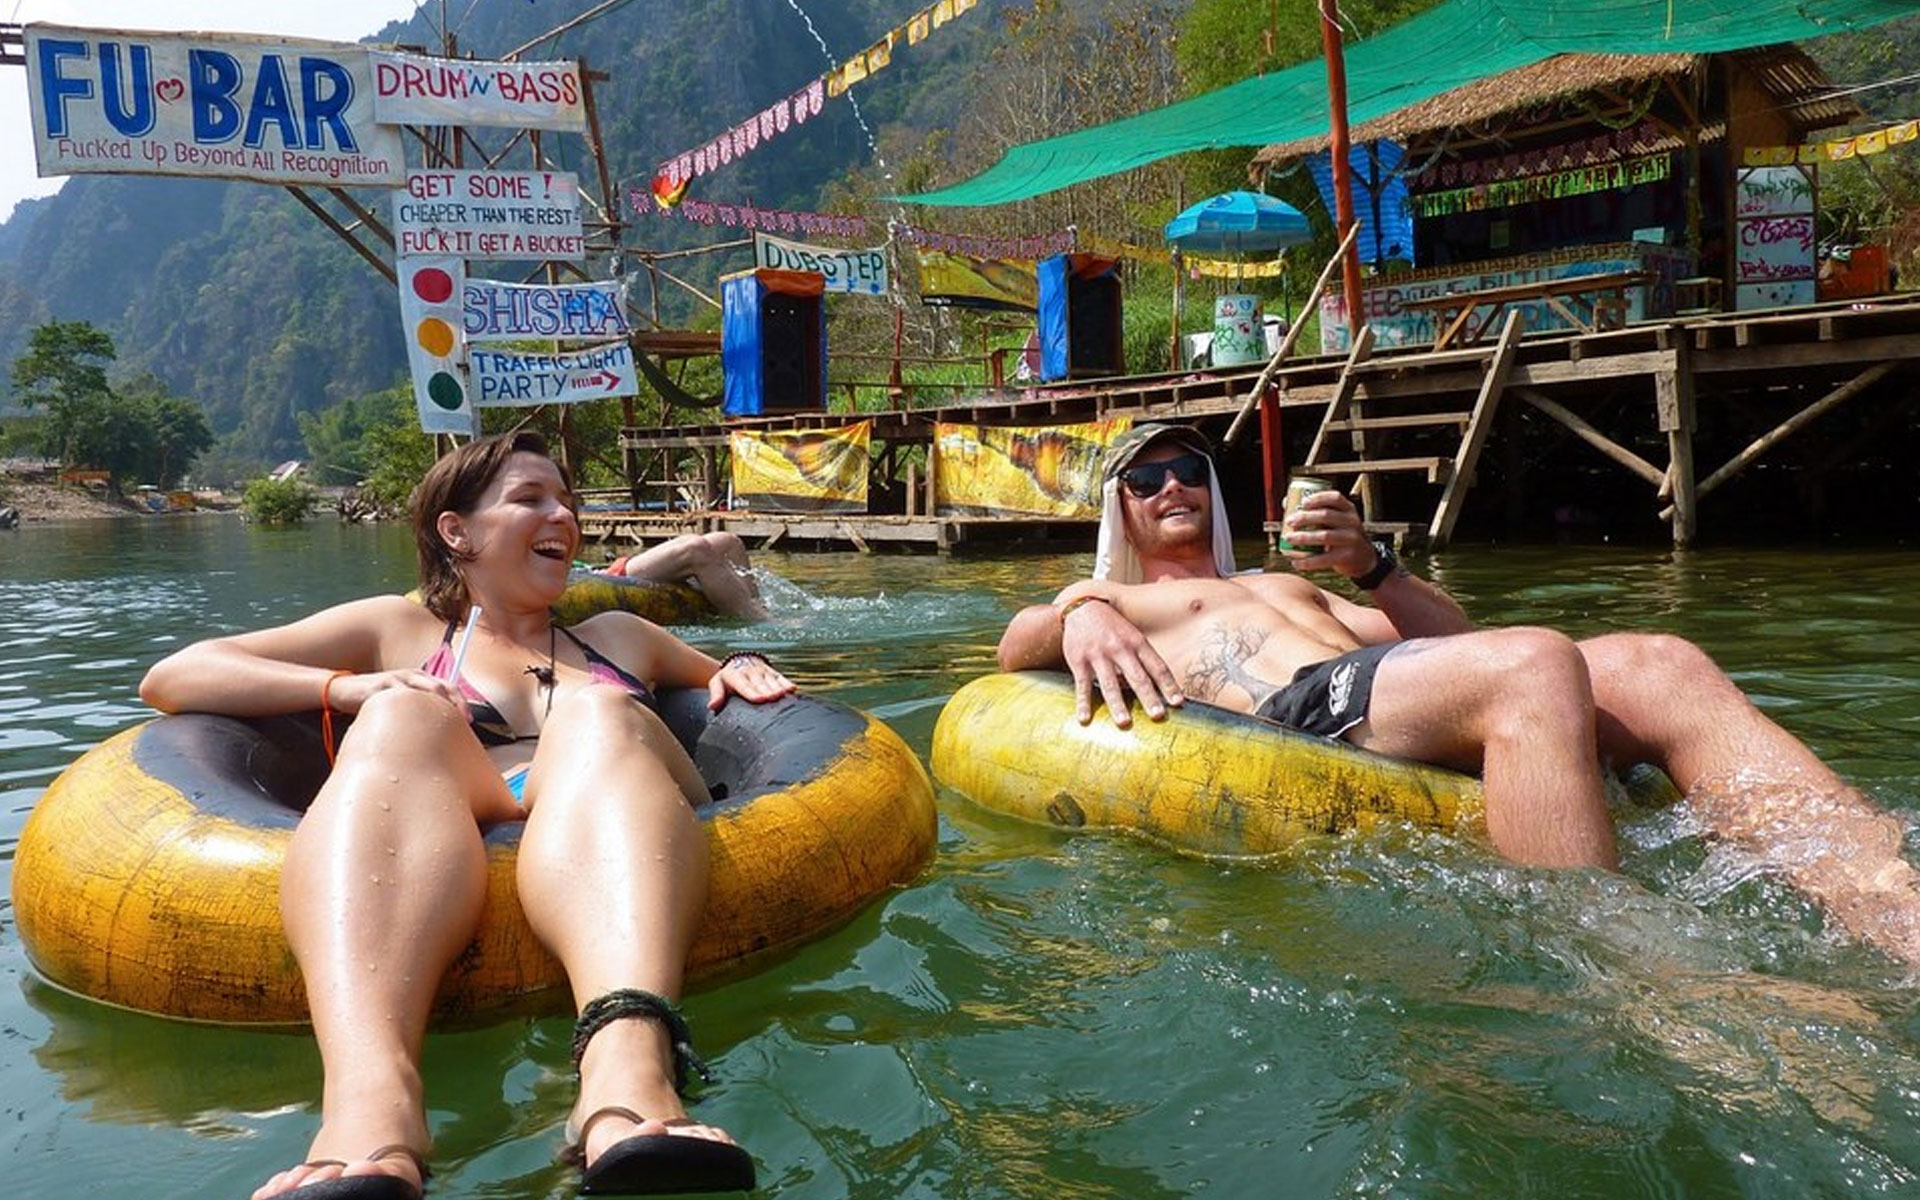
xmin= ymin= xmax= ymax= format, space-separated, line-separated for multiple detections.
xmin=524 ymin=624 xmax=558 ymax=722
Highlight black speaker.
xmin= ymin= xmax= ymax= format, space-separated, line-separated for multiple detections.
xmin=1067 ymin=272 xmax=1123 ymax=376
xmin=760 ymin=292 xmax=821 ymax=412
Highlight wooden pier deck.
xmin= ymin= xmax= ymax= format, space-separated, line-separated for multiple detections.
xmin=592 ymin=294 xmax=1920 ymax=552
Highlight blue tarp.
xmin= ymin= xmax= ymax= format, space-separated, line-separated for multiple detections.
xmin=720 ymin=270 xmax=827 ymax=416
xmin=1036 ymin=254 xmax=1121 ymax=382
xmin=1036 ymin=256 xmax=1071 ymax=382
xmin=721 ymin=273 xmax=763 ymax=417
xmin=1304 ymin=142 xmax=1415 ymax=265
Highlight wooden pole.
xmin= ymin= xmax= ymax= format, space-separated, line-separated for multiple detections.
xmin=1170 ymin=249 xmax=1185 ymax=370
xmin=1658 ymin=361 xmax=1896 ymax=521
xmin=1655 ymin=344 xmax=1697 ymax=546
xmin=1318 ymin=0 xmax=1365 ymax=337
xmin=1259 ymin=384 xmax=1285 ymax=550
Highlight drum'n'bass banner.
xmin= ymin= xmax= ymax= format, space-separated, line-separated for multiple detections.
xmin=933 ymin=418 xmax=1129 ymax=518
xmin=730 ymin=421 xmax=871 ymax=513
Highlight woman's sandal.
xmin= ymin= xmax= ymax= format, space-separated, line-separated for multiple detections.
xmin=268 ymin=1143 xmax=429 ymax=1200
xmin=563 ymin=989 xmax=756 ymax=1196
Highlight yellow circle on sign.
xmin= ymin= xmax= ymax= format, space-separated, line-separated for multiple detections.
xmin=416 ymin=318 xmax=455 ymax=357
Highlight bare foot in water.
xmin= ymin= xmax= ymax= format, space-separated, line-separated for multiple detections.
xmin=1690 ymin=773 xmax=1920 ymax=966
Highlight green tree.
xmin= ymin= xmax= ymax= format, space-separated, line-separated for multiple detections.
xmin=9 ymin=322 xmax=215 ymax=491
xmin=120 ymin=374 xmax=214 ymax=488
xmin=298 ymin=385 xmax=416 ymax=487
xmin=356 ymin=406 xmax=437 ymax=514
xmin=11 ymin=320 xmax=115 ymax=468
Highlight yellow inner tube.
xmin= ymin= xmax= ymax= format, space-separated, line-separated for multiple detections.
xmin=14 ymin=690 xmax=935 ymax=1025
xmin=549 ymin=569 xmax=717 ymax=627
xmin=934 ymin=672 xmax=1669 ymax=857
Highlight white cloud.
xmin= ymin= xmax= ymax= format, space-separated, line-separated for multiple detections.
xmin=2 ymin=1 xmax=422 ymax=221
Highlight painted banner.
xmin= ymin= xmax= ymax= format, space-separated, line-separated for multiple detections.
xmin=398 ymin=257 xmax=477 ymax=435
xmin=463 ymin=278 xmax=629 ymax=342
xmin=752 ymin=233 xmax=888 ymax=295
xmin=25 ymin=24 xmax=403 ymax=187
xmin=729 ymin=422 xmax=871 ymax=513
xmin=933 ymin=419 xmax=1127 ymax=518
xmin=469 ymin=341 xmax=637 ymax=406
xmin=1414 ymin=153 xmax=1672 ymax=218
xmin=1734 ymin=166 xmax=1816 ymax=311
xmin=916 ymin=249 xmax=1037 ymax=312
xmin=369 ymin=50 xmax=584 ymax=131
xmin=394 ymin=169 xmax=584 ymax=260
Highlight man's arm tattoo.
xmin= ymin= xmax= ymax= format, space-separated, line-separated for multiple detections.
xmin=1184 ymin=625 xmax=1286 ymax=704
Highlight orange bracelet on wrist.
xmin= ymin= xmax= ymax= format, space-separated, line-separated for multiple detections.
xmin=1056 ymin=595 xmax=1113 ymax=621
xmin=319 ymin=669 xmax=353 ymax=765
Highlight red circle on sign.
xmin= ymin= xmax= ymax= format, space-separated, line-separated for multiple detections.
xmin=411 ymin=267 xmax=454 ymax=303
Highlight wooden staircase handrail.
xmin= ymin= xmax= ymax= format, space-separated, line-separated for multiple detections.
xmin=1428 ymin=309 xmax=1525 ymax=548
xmin=1303 ymin=323 xmax=1375 ymax=468
xmin=1223 ymin=223 xmax=1361 ymax=446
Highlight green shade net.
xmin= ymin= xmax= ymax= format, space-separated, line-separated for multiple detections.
xmin=903 ymin=0 xmax=1914 ymax=208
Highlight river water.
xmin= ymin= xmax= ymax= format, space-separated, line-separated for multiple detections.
xmin=3 ymin=517 xmax=1918 ymax=1199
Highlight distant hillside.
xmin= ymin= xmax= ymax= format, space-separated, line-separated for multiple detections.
xmin=0 ymin=0 xmax=1015 ymax=460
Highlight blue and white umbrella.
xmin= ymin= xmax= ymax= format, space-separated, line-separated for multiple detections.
xmin=1163 ymin=191 xmax=1312 ymax=255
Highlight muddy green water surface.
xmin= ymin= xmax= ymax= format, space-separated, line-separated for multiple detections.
xmin=3 ymin=518 xmax=1918 ymax=1198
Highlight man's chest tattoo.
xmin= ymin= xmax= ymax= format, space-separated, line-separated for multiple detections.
xmin=1184 ymin=626 xmax=1285 ymax=702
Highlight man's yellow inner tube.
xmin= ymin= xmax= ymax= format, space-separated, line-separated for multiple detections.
xmin=934 ymin=672 xmax=1675 ymax=857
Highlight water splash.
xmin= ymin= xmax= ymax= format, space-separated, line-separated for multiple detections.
xmin=779 ymin=0 xmax=891 ymax=186
xmin=714 ymin=568 xmax=1006 ymax=648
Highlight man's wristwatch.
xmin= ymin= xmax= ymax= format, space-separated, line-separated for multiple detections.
xmin=1352 ymin=539 xmax=1398 ymax=591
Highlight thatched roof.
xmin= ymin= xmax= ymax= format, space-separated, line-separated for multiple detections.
xmin=1251 ymin=46 xmax=1859 ymax=166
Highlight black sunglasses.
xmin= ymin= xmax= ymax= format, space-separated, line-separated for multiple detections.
xmin=1118 ymin=451 xmax=1209 ymax=499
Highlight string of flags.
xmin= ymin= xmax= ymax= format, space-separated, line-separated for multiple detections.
xmin=1412 ymin=122 xmax=1666 ymax=191
xmin=650 ymin=0 xmax=978 ymax=196
xmin=1742 ymin=117 xmax=1920 ymax=166
xmin=627 ymin=187 xmax=1290 ymax=277
xmin=1077 ymin=234 xmax=1288 ymax=279
xmin=626 ymin=189 xmax=1075 ymax=259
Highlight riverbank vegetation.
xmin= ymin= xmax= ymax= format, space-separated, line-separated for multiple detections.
xmin=240 ymin=476 xmax=316 ymax=525
xmin=5 ymin=321 xmax=212 ymax=497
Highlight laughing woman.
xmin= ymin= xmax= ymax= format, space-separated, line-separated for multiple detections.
xmin=140 ymin=432 xmax=790 ymax=1200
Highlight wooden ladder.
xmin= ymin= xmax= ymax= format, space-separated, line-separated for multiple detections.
xmin=1298 ymin=310 xmax=1525 ymax=548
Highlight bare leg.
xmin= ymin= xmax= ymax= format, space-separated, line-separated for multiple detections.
xmin=254 ymin=690 xmax=519 ymax=1200
xmin=623 ymin=533 xmax=766 ymax=620
xmin=1349 ymin=628 xmax=1619 ymax=870
xmin=1579 ymin=632 xmax=1920 ymax=964
xmin=515 ymin=686 xmax=739 ymax=1167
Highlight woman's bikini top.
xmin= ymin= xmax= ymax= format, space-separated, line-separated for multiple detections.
xmin=422 ymin=620 xmax=657 ymax=747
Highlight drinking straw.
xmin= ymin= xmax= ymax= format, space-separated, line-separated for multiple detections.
xmin=450 ymin=605 xmax=482 ymax=683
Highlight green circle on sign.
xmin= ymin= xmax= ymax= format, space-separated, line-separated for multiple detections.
xmin=427 ymin=372 xmax=465 ymax=410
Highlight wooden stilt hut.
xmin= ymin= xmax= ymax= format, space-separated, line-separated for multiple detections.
xmin=1243 ymin=46 xmax=1920 ymax=547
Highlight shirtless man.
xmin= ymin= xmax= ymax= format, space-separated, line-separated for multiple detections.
xmin=998 ymin=423 xmax=1920 ymax=964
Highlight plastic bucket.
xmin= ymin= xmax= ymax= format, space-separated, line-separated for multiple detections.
xmin=1212 ymin=294 xmax=1265 ymax=367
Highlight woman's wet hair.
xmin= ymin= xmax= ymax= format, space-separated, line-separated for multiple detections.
xmin=410 ymin=431 xmax=576 ymax=621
